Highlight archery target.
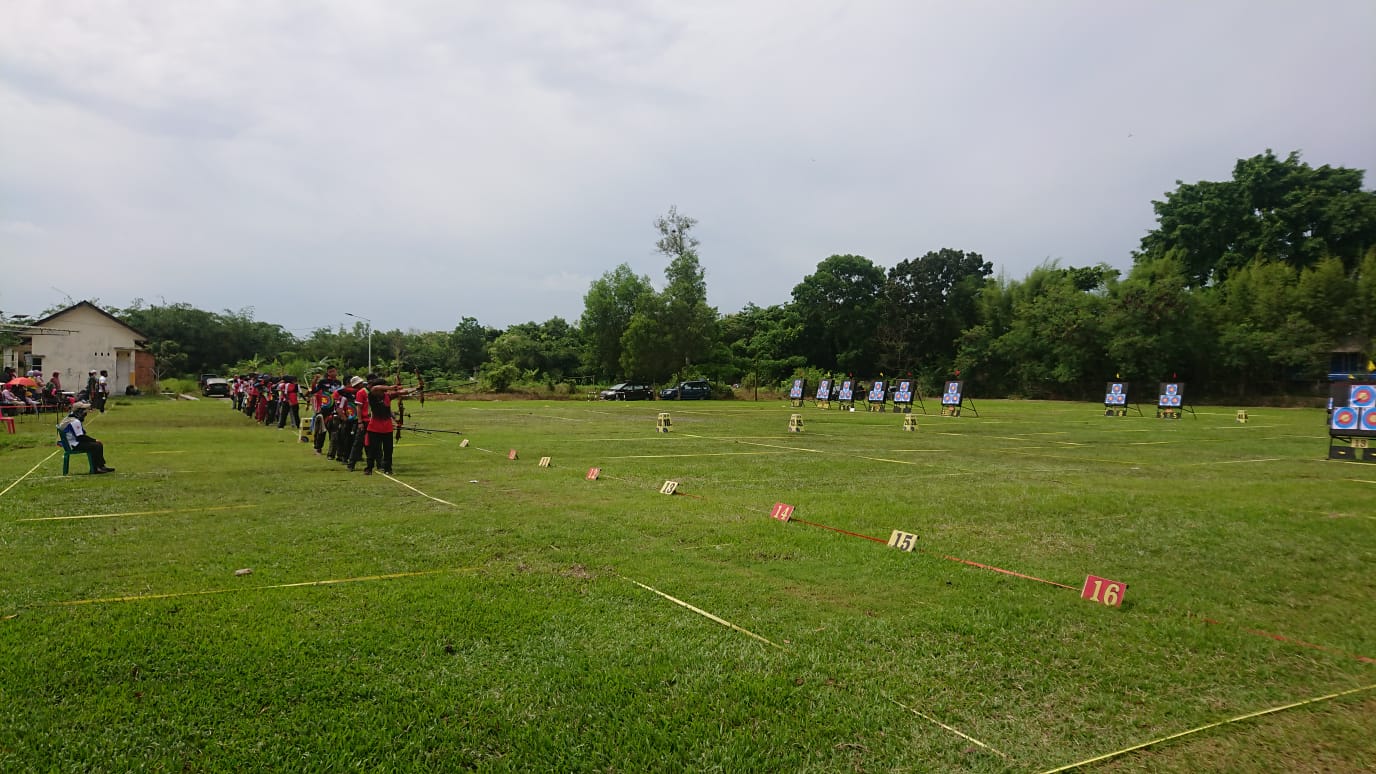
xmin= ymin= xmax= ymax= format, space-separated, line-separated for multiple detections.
xmin=894 ymin=380 xmax=912 ymax=404
xmin=1158 ymin=383 xmax=1184 ymax=408
xmin=867 ymin=381 xmax=886 ymax=402
xmin=1105 ymin=382 xmax=1127 ymax=406
xmin=1331 ymin=407 xmax=1359 ymax=431
xmin=942 ymin=381 xmax=963 ymax=405
xmin=1362 ymin=409 xmax=1376 ymax=433
xmin=789 ymin=379 xmax=805 ymax=399
xmin=1351 ymin=385 xmax=1376 ymax=409
xmin=838 ymin=380 xmax=854 ymax=401
xmin=815 ymin=379 xmax=831 ymax=401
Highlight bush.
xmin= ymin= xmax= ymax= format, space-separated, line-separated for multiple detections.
xmin=479 ymin=362 xmax=522 ymax=392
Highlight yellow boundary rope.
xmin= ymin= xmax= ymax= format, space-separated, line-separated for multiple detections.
xmin=20 ymin=504 xmax=255 ymax=522
xmin=52 ymin=569 xmax=462 ymax=607
xmin=1037 ymin=683 xmax=1376 ymax=773
xmin=620 ymin=575 xmax=784 ymax=649
xmin=380 ymin=472 xmax=459 ymax=507
xmin=0 ymin=449 xmax=61 ymax=499
xmin=887 ymin=695 xmax=1010 ymax=759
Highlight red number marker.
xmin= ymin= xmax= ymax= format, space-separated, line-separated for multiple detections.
xmin=1081 ymin=574 xmax=1127 ymax=607
xmin=508 ymin=449 xmax=518 ymax=460
xmin=770 ymin=502 xmax=795 ymax=522
xmin=586 ymin=467 xmax=601 ymax=481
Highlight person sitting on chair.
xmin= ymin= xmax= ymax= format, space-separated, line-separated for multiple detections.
xmin=57 ymin=402 xmax=115 ymax=474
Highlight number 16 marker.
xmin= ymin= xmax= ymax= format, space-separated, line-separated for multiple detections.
xmin=1081 ymin=575 xmax=1127 ymax=607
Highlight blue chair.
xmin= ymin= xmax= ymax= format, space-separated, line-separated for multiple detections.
xmin=57 ymin=429 xmax=97 ymax=475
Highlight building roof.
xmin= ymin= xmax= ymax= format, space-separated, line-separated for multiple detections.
xmin=29 ymin=300 xmax=150 ymax=344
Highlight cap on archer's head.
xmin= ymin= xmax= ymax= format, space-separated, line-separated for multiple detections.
xmin=349 ymin=376 xmax=365 ymax=388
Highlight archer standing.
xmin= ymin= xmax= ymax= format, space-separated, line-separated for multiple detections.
xmin=277 ymin=376 xmax=301 ymax=431
xmin=346 ymin=374 xmax=373 ymax=472
xmin=363 ymin=377 xmax=413 ymax=475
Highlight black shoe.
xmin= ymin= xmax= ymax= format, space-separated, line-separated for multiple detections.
xmin=100 ymin=466 xmax=115 ymax=472
xmin=346 ymin=465 xmax=355 ymax=472
xmin=92 ymin=468 xmax=109 ymax=474
xmin=363 ymin=469 xmax=373 ymax=475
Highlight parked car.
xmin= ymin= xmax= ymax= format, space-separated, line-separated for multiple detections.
xmin=202 ymin=377 xmax=230 ymax=397
xmin=659 ymin=380 xmax=712 ymax=400
xmin=199 ymin=373 xmax=219 ymax=389
xmin=599 ymin=382 xmax=654 ymax=400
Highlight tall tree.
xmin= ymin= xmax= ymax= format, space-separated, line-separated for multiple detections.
xmin=654 ymin=206 xmax=717 ymax=373
xmin=790 ymin=254 xmax=886 ymax=374
xmin=580 ymin=264 xmax=653 ymax=380
xmin=882 ymin=248 xmax=993 ymax=376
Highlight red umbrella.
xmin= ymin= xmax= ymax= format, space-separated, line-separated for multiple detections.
xmin=5 ymin=377 xmax=39 ymax=388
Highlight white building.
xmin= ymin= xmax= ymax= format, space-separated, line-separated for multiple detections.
xmin=2 ymin=301 xmax=153 ymax=392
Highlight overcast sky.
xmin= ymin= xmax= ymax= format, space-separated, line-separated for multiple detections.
xmin=3 ymin=1 xmax=1374 ymax=336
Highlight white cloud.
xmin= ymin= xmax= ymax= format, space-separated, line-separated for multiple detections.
xmin=1 ymin=0 xmax=1373 ymax=331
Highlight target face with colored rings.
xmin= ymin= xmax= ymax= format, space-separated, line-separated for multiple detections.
xmin=946 ymin=383 xmax=959 ymax=394
xmin=1331 ymin=407 xmax=1359 ymax=430
xmin=1362 ymin=409 xmax=1376 ymax=432
xmin=1165 ymin=383 xmax=1179 ymax=395
xmin=1351 ymin=385 xmax=1376 ymax=408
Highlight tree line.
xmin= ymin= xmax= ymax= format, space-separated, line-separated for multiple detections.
xmin=7 ymin=150 xmax=1365 ymax=399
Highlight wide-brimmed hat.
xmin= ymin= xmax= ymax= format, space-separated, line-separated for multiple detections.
xmin=349 ymin=376 xmax=365 ymax=388
xmin=71 ymin=401 xmax=92 ymax=411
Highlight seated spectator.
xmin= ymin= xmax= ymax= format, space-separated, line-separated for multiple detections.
xmin=2 ymin=385 xmax=24 ymax=412
xmin=57 ymin=402 xmax=115 ymax=473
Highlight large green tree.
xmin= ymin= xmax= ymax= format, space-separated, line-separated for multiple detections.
xmin=580 ymin=264 xmax=653 ymax=380
xmin=791 ymin=254 xmax=886 ymax=374
xmin=1139 ymin=150 xmax=1376 ymax=285
xmin=882 ymin=248 xmax=993 ymax=377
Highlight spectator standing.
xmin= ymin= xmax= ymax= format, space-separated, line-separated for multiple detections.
xmin=96 ymin=370 xmax=110 ymax=412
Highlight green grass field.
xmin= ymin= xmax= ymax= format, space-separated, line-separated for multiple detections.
xmin=2 ymin=396 xmax=1373 ymax=772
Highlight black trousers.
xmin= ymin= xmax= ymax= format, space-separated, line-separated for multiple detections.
xmin=365 ymin=430 xmax=393 ymax=473
xmin=73 ymin=436 xmax=107 ymax=469
xmin=278 ymin=402 xmax=300 ymax=429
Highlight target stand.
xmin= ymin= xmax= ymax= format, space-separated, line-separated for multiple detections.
xmin=1103 ymin=381 xmax=1143 ymax=417
xmin=1155 ymin=382 xmax=1195 ymax=419
xmin=891 ymin=379 xmax=925 ymax=415
xmin=938 ymin=380 xmax=978 ymax=417
xmin=788 ymin=378 xmax=807 ymax=408
xmin=1328 ymin=381 xmax=1376 ymax=462
xmin=866 ymin=380 xmax=886 ymax=412
xmin=836 ymin=379 xmax=856 ymax=411
xmin=814 ymin=379 xmax=832 ymax=410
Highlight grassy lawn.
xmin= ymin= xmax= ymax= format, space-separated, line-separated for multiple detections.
xmin=1 ymin=396 xmax=1373 ymax=772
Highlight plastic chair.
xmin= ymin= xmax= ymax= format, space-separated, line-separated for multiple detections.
xmin=57 ymin=430 xmax=98 ymax=475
